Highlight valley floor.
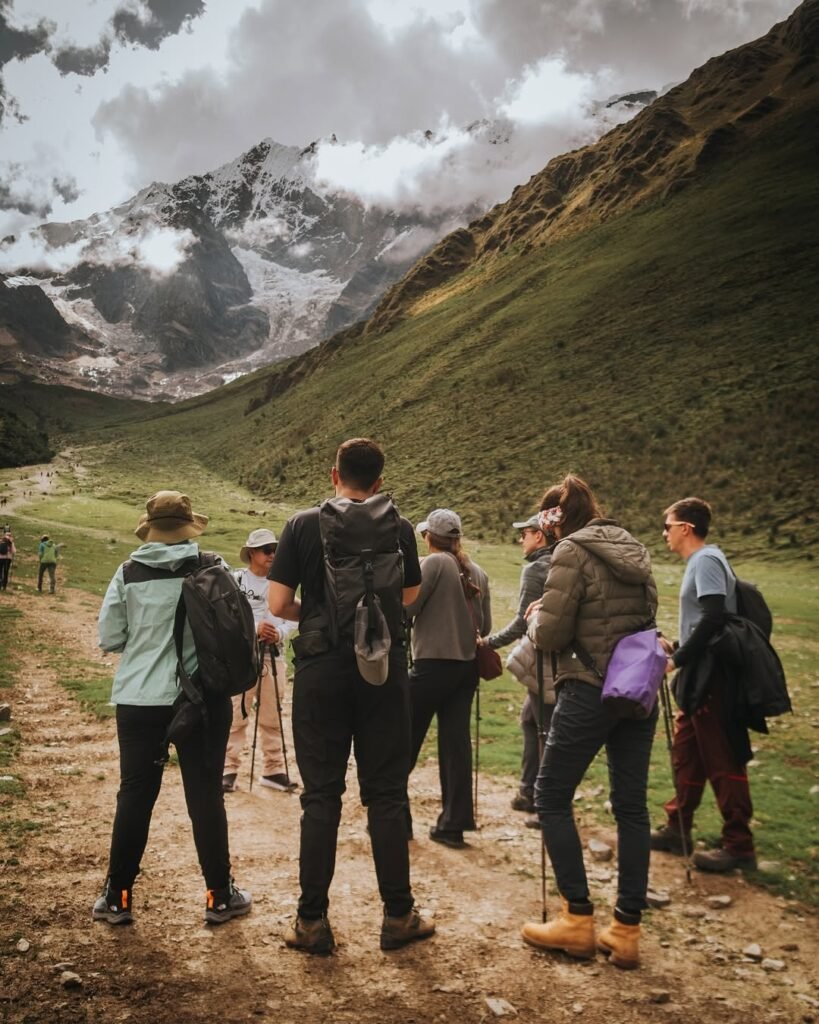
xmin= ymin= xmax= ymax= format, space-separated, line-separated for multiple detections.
xmin=1 ymin=590 xmax=817 ymax=1024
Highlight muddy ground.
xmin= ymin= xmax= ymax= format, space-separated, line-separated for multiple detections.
xmin=1 ymin=588 xmax=817 ymax=1024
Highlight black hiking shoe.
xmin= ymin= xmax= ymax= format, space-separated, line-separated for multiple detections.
xmin=205 ymin=882 xmax=252 ymax=925
xmin=650 ymin=823 xmax=692 ymax=856
xmin=260 ymin=773 xmax=298 ymax=791
xmin=222 ymin=773 xmax=238 ymax=793
xmin=429 ymin=826 xmax=466 ymax=849
xmin=92 ymin=885 xmax=133 ymax=925
xmin=380 ymin=906 xmax=436 ymax=950
xmin=284 ymin=914 xmax=336 ymax=954
xmin=511 ymin=793 xmax=535 ymax=813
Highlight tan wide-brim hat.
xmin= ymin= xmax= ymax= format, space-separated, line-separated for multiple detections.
xmin=135 ymin=490 xmax=208 ymax=543
xmin=239 ymin=528 xmax=278 ymax=564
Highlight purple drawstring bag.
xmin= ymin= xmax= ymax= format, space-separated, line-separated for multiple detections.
xmin=601 ymin=628 xmax=667 ymax=719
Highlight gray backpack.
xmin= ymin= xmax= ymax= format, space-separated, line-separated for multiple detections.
xmin=319 ymin=494 xmax=405 ymax=680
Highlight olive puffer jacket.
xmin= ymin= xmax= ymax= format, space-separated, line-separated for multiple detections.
xmin=528 ymin=519 xmax=658 ymax=689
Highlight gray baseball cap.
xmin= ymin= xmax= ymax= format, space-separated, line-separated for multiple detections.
xmin=417 ymin=508 xmax=462 ymax=537
xmin=511 ymin=513 xmax=543 ymax=531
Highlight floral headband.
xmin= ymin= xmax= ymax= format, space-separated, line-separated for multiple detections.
xmin=539 ymin=506 xmax=564 ymax=532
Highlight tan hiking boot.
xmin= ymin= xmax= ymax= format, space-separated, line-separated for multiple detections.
xmin=693 ymin=848 xmax=757 ymax=873
xmin=284 ymin=914 xmax=336 ymax=954
xmin=597 ymin=917 xmax=640 ymax=970
xmin=380 ymin=906 xmax=436 ymax=950
xmin=521 ymin=899 xmax=596 ymax=959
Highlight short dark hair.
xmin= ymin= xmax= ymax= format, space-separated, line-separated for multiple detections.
xmin=335 ymin=437 xmax=385 ymax=490
xmin=665 ymin=497 xmax=712 ymax=538
xmin=540 ymin=474 xmax=603 ymax=537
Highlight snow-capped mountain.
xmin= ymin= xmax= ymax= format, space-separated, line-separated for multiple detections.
xmin=0 ymin=97 xmax=652 ymax=400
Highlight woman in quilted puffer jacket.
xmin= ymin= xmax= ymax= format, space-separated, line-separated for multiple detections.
xmin=520 ymin=475 xmax=659 ymax=970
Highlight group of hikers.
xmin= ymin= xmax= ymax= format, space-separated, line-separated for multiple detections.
xmin=0 ymin=530 xmax=60 ymax=593
xmin=90 ymin=437 xmax=767 ymax=969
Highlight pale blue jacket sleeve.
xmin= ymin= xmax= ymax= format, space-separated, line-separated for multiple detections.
xmin=98 ymin=568 xmax=128 ymax=653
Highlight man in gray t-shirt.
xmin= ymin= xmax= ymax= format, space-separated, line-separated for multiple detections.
xmin=651 ymin=497 xmax=756 ymax=874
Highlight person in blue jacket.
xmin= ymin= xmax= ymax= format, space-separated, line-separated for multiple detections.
xmin=94 ymin=490 xmax=251 ymax=926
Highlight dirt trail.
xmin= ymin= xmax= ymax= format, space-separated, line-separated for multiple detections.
xmin=1 ymin=590 xmax=817 ymax=1024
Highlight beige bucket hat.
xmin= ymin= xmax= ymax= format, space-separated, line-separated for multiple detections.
xmin=239 ymin=527 xmax=278 ymax=564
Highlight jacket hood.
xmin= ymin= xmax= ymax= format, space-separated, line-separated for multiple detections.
xmin=525 ymin=546 xmax=550 ymax=564
xmin=129 ymin=540 xmax=200 ymax=570
xmin=562 ymin=519 xmax=652 ymax=585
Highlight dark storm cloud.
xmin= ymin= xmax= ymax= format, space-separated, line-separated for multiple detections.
xmin=112 ymin=0 xmax=206 ymax=50
xmin=0 ymin=0 xmax=54 ymax=123
xmin=52 ymin=38 xmax=112 ymax=76
xmin=52 ymin=175 xmax=81 ymax=204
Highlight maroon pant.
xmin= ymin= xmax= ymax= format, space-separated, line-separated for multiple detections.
xmin=664 ymin=685 xmax=754 ymax=857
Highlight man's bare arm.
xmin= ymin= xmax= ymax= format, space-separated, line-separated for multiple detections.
xmin=402 ymin=584 xmax=421 ymax=606
xmin=268 ymin=581 xmax=300 ymax=621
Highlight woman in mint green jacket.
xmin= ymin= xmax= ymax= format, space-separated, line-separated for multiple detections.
xmin=94 ymin=491 xmax=251 ymax=928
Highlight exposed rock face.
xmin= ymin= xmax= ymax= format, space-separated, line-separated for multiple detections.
xmin=366 ymin=0 xmax=819 ymax=336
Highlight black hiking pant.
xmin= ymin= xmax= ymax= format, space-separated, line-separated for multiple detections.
xmin=535 ymin=679 xmax=657 ymax=918
xmin=0 ymin=559 xmax=10 ymax=590
xmin=292 ymin=646 xmax=414 ymax=920
xmin=409 ymin=658 xmax=478 ymax=833
xmin=520 ymin=693 xmax=554 ymax=797
xmin=106 ymin=698 xmax=232 ymax=893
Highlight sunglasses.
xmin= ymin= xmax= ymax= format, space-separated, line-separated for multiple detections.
xmin=662 ymin=522 xmax=688 ymax=533
xmin=256 ymin=544 xmax=277 ymax=554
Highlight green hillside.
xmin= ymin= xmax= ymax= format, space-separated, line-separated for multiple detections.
xmin=65 ymin=99 xmax=816 ymax=560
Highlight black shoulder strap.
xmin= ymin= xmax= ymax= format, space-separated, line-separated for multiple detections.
xmin=172 ymin=556 xmax=205 ymax=707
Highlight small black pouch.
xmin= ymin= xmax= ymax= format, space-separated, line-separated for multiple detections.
xmin=291 ymin=630 xmax=331 ymax=659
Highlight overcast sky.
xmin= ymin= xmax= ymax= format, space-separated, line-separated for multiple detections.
xmin=0 ymin=0 xmax=801 ymax=242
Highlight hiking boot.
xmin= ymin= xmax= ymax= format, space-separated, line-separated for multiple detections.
xmin=205 ymin=882 xmax=252 ymax=925
xmin=524 ymin=814 xmax=541 ymax=830
xmin=521 ymin=899 xmax=596 ymax=959
xmin=511 ymin=792 xmax=535 ymax=813
xmin=222 ymin=773 xmax=238 ymax=793
xmin=260 ymin=773 xmax=298 ymax=791
xmin=284 ymin=914 xmax=336 ymax=954
xmin=429 ymin=826 xmax=466 ymax=849
xmin=380 ymin=906 xmax=436 ymax=951
xmin=650 ymin=823 xmax=692 ymax=856
xmin=92 ymin=885 xmax=133 ymax=925
xmin=693 ymin=848 xmax=757 ymax=873
xmin=598 ymin=915 xmax=641 ymax=970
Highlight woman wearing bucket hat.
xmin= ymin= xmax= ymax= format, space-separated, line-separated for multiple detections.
xmin=406 ymin=508 xmax=491 ymax=848
xmin=224 ymin=527 xmax=298 ymax=793
xmin=95 ymin=490 xmax=251 ymax=927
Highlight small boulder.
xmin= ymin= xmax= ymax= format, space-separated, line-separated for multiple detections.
xmin=648 ymin=990 xmax=671 ymax=1005
xmin=60 ymin=971 xmax=83 ymax=989
xmin=707 ymin=895 xmax=733 ymax=909
xmin=761 ymin=958 xmax=786 ymax=972
xmin=743 ymin=943 xmax=763 ymax=961
xmin=485 ymin=997 xmax=517 ymax=1017
xmin=16 ymin=938 xmax=30 ymax=953
xmin=588 ymin=839 xmax=613 ymax=862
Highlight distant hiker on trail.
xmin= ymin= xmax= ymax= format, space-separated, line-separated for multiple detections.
xmin=0 ymin=530 xmax=15 ymax=591
xmin=94 ymin=490 xmax=252 ymax=927
xmin=521 ymin=474 xmax=658 ymax=970
xmin=651 ymin=497 xmax=757 ymax=873
xmin=37 ymin=535 xmax=59 ymax=594
xmin=406 ymin=508 xmax=491 ymax=849
xmin=268 ymin=438 xmax=435 ymax=954
xmin=478 ymin=512 xmax=552 ymax=820
xmin=223 ymin=528 xmax=298 ymax=794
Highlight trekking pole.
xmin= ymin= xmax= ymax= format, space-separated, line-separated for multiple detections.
xmin=249 ymin=641 xmax=264 ymax=793
xmin=659 ymin=674 xmax=692 ymax=884
xmin=536 ymin=649 xmax=548 ymax=922
xmin=473 ymin=680 xmax=481 ymax=826
xmin=270 ymin=642 xmax=291 ymax=784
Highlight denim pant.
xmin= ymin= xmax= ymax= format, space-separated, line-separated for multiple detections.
xmin=535 ymin=679 xmax=658 ymax=916
xmin=107 ymin=698 xmax=232 ymax=892
xmin=292 ymin=647 xmax=414 ymax=919
xmin=409 ymin=658 xmax=478 ymax=832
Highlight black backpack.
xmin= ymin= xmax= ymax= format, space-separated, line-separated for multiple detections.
xmin=0 ymin=539 xmax=8 ymax=556
xmin=173 ymin=552 xmax=261 ymax=702
xmin=318 ymin=493 xmax=404 ymax=646
xmin=734 ymin=578 xmax=773 ymax=639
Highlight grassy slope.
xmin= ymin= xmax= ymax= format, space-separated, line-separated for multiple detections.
xmin=85 ymin=101 xmax=817 ymax=562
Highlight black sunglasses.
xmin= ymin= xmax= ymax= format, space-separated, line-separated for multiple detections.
xmin=256 ymin=544 xmax=277 ymax=554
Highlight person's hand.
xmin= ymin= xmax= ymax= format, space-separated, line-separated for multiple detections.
xmin=525 ymin=599 xmax=542 ymax=621
xmin=477 ymin=636 xmax=488 ymax=647
xmin=659 ymin=635 xmax=674 ymax=655
xmin=258 ymin=622 xmax=280 ymax=644
xmin=665 ymin=658 xmax=676 ymax=676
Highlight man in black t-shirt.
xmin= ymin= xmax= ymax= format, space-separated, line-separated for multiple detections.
xmin=269 ymin=437 xmax=435 ymax=954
